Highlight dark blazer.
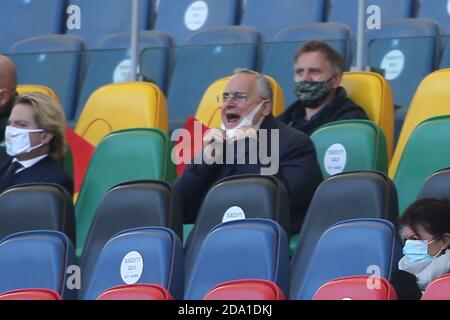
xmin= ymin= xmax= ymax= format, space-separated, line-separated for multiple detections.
xmin=174 ymin=114 xmax=323 ymax=235
xmin=0 ymin=154 xmax=73 ymax=195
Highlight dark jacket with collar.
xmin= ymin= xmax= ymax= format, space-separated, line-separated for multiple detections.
xmin=173 ymin=114 xmax=323 ymax=235
xmin=278 ymin=87 xmax=368 ymax=136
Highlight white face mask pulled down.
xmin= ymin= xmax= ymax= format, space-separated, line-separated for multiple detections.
xmin=5 ymin=126 xmax=45 ymax=157
xmin=221 ymin=101 xmax=265 ymax=140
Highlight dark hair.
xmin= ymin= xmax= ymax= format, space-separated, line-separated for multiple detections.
xmin=400 ymin=198 xmax=450 ymax=241
xmin=294 ymin=40 xmax=345 ymax=75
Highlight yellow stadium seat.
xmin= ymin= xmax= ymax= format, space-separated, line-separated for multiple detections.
xmin=75 ymin=82 xmax=168 ymax=146
xmin=341 ymin=72 xmax=395 ymax=160
xmin=195 ymin=75 xmax=285 ymax=128
xmin=389 ymin=68 xmax=450 ymax=178
xmin=17 ymin=84 xmax=59 ymax=101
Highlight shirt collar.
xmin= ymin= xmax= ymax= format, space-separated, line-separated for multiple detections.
xmin=14 ymin=154 xmax=48 ymax=173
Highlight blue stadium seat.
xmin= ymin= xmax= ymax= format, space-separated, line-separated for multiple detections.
xmin=167 ymin=26 xmax=261 ymax=129
xmin=74 ymin=31 xmax=173 ymax=121
xmin=154 ymin=0 xmax=240 ymax=44
xmin=9 ymin=35 xmax=85 ymax=120
xmin=67 ymin=0 xmax=155 ymax=48
xmin=417 ymin=0 xmax=450 ymax=34
xmin=0 ymin=0 xmax=65 ymax=53
xmin=0 ymin=231 xmax=76 ymax=300
xmin=327 ymin=0 xmax=416 ymax=36
xmin=184 ymin=219 xmax=289 ymax=300
xmin=418 ymin=168 xmax=450 ymax=200
xmin=291 ymin=218 xmax=402 ymax=300
xmin=80 ymin=227 xmax=184 ymax=300
xmin=240 ymin=0 xmax=326 ymax=41
xmin=261 ymin=23 xmax=351 ymax=106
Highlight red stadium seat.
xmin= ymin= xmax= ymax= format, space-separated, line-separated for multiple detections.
xmin=313 ymin=276 xmax=398 ymax=300
xmin=0 ymin=289 xmax=62 ymax=300
xmin=421 ymin=274 xmax=450 ymax=300
xmin=204 ymin=279 xmax=285 ymax=300
xmin=97 ymin=284 xmax=173 ymax=300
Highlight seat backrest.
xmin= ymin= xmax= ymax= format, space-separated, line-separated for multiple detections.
xmin=311 ymin=120 xmax=388 ymax=178
xmin=0 ymin=288 xmax=62 ymax=300
xmin=389 ymin=69 xmax=450 ymax=177
xmin=366 ymin=19 xmax=440 ymax=109
xmin=75 ymin=82 xmax=168 ymax=146
xmin=417 ymin=0 xmax=450 ymax=34
xmin=341 ymin=72 xmax=395 ymax=159
xmin=80 ymin=180 xmax=182 ymax=289
xmin=80 ymin=227 xmax=184 ymax=300
xmin=0 ymin=230 xmax=76 ymax=299
xmin=97 ymin=284 xmax=173 ymax=300
xmin=67 ymin=0 xmax=155 ymax=48
xmin=240 ymin=0 xmax=326 ymax=41
xmin=204 ymin=279 xmax=285 ymax=300
xmin=195 ymin=75 xmax=285 ymax=128
xmin=290 ymin=172 xmax=398 ymax=298
xmin=184 ymin=175 xmax=290 ymax=277
xmin=313 ymin=276 xmax=398 ymax=300
xmin=291 ymin=218 xmax=402 ymax=300
xmin=9 ymin=35 xmax=85 ymax=120
xmin=75 ymin=129 xmax=173 ymax=259
xmin=167 ymin=26 xmax=261 ymax=130
xmin=393 ymin=115 xmax=450 ymax=213
xmin=262 ymin=23 xmax=351 ymax=107
xmin=0 ymin=0 xmax=65 ymax=52
xmin=154 ymin=0 xmax=240 ymax=44
xmin=418 ymin=168 xmax=450 ymax=200
xmin=17 ymin=84 xmax=59 ymax=100
xmin=0 ymin=183 xmax=75 ymax=245
xmin=421 ymin=274 xmax=450 ymax=300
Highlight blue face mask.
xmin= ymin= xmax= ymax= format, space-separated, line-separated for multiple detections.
xmin=403 ymin=239 xmax=437 ymax=263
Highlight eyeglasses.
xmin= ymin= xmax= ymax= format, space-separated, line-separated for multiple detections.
xmin=216 ymin=91 xmax=248 ymax=104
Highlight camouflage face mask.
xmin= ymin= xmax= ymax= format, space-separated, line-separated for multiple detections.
xmin=294 ymin=77 xmax=334 ymax=109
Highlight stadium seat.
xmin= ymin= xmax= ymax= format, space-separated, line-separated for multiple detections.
xmin=195 ymin=75 xmax=285 ymax=128
xmin=97 ymin=284 xmax=173 ymax=300
xmin=75 ymin=31 xmax=174 ymax=121
xmin=0 ymin=288 xmax=62 ymax=300
xmin=0 ymin=183 xmax=75 ymax=245
xmin=390 ymin=69 xmax=450 ymax=177
xmin=80 ymin=180 xmax=182 ymax=292
xmin=311 ymin=120 xmax=388 ymax=178
xmin=313 ymin=276 xmax=398 ymax=300
xmin=328 ymin=0 xmax=416 ymax=36
xmin=67 ymin=0 xmax=155 ymax=48
xmin=291 ymin=218 xmax=402 ymax=300
xmin=0 ymin=0 xmax=65 ymax=52
xmin=167 ymin=26 xmax=261 ymax=130
xmin=204 ymin=279 xmax=285 ymax=300
xmin=366 ymin=19 xmax=440 ymax=111
xmin=184 ymin=219 xmax=289 ymax=300
xmin=154 ymin=0 xmax=240 ymax=44
xmin=262 ymin=23 xmax=351 ymax=107
xmin=9 ymin=35 xmax=85 ymax=120
xmin=240 ymin=0 xmax=326 ymax=41
xmin=75 ymin=128 xmax=174 ymax=259
xmin=80 ymin=227 xmax=184 ymax=300
xmin=17 ymin=84 xmax=59 ymax=100
xmin=290 ymin=172 xmax=399 ymax=297
xmin=421 ymin=274 xmax=450 ymax=300
xmin=184 ymin=175 xmax=290 ymax=278
xmin=74 ymin=82 xmax=168 ymax=147
xmin=0 ymin=230 xmax=76 ymax=299
xmin=418 ymin=168 xmax=450 ymax=200
xmin=417 ymin=0 xmax=450 ymax=34
xmin=393 ymin=115 xmax=450 ymax=213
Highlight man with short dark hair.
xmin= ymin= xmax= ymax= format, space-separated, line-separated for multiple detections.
xmin=278 ymin=40 xmax=367 ymax=136
xmin=0 ymin=55 xmax=17 ymax=142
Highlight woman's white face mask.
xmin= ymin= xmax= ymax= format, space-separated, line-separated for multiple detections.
xmin=5 ymin=126 xmax=45 ymax=156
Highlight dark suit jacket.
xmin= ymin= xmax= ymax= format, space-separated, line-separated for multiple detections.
xmin=174 ymin=115 xmax=323 ymax=235
xmin=0 ymin=154 xmax=73 ymax=195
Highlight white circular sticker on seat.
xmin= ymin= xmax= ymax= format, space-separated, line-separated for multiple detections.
xmin=113 ymin=59 xmax=131 ymax=83
xmin=380 ymin=49 xmax=405 ymax=80
xmin=184 ymin=1 xmax=209 ymax=31
xmin=324 ymin=143 xmax=347 ymax=176
xmin=120 ymin=251 xmax=144 ymax=284
xmin=222 ymin=206 xmax=246 ymax=223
